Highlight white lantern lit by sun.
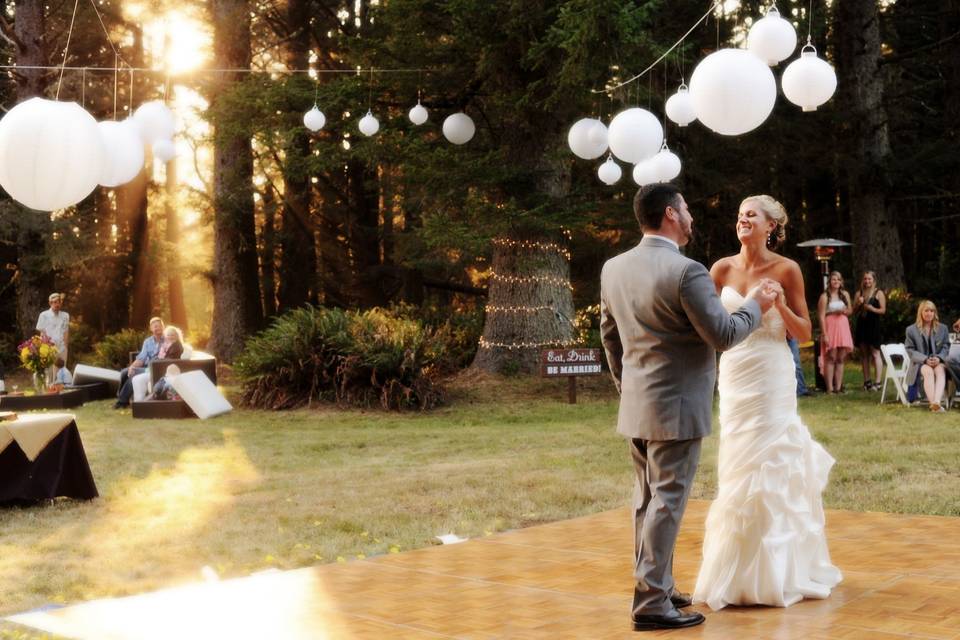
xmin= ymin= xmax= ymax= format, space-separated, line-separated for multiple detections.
xmin=303 ymin=106 xmax=326 ymax=131
xmin=359 ymin=110 xmax=380 ymax=136
xmin=689 ymin=49 xmax=777 ymax=136
xmin=650 ymin=145 xmax=682 ymax=182
xmin=442 ymin=112 xmax=475 ymax=145
xmin=665 ymin=84 xmax=697 ymax=127
xmin=567 ymin=118 xmax=608 ymax=160
xmin=782 ymin=44 xmax=837 ymax=112
xmin=607 ymin=108 xmax=663 ymax=164
xmin=632 ymin=158 xmax=660 ymax=187
xmin=597 ymin=156 xmax=622 ymax=185
xmin=408 ymin=101 xmax=429 ymax=125
xmin=747 ymin=5 xmax=797 ymax=66
xmin=133 ymin=100 xmax=176 ymax=144
xmin=0 ymin=98 xmax=106 ymax=211
xmin=153 ymin=138 xmax=177 ymax=163
xmin=97 ymin=119 xmax=145 ymax=188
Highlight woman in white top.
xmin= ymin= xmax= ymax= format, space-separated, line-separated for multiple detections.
xmin=817 ymin=272 xmax=854 ymax=393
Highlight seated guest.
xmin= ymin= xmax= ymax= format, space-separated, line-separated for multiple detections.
xmin=114 ymin=317 xmax=165 ymax=409
xmin=905 ymin=300 xmax=952 ymax=413
xmin=131 ymin=326 xmax=185 ymax=401
xmin=148 ymin=364 xmax=182 ymax=401
xmin=54 ymin=357 xmax=73 ymax=385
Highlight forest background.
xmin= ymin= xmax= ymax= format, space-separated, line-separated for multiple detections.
xmin=0 ymin=0 xmax=957 ymax=375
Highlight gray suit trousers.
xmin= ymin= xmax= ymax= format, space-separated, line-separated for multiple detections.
xmin=630 ymin=437 xmax=702 ymax=616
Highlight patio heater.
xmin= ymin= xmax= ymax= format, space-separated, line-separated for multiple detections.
xmin=796 ymin=238 xmax=853 ymax=291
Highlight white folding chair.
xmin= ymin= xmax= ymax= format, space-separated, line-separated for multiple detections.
xmin=880 ymin=343 xmax=911 ymax=406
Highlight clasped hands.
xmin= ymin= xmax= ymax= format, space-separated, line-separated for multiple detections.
xmin=746 ymin=278 xmax=784 ymax=313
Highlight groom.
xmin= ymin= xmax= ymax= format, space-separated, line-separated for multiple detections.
xmin=600 ymin=184 xmax=779 ymax=631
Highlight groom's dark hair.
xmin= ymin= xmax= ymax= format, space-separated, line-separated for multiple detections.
xmin=634 ymin=184 xmax=683 ymax=230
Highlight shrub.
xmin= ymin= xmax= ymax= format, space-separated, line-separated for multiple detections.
xmin=67 ymin=322 xmax=99 ymax=368
xmin=235 ymin=305 xmax=447 ymax=411
xmin=388 ymin=303 xmax=483 ymax=372
xmin=90 ymin=329 xmax=146 ymax=369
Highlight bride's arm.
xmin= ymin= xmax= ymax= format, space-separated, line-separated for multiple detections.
xmin=709 ymin=258 xmax=730 ymax=294
xmin=776 ymin=261 xmax=813 ymax=343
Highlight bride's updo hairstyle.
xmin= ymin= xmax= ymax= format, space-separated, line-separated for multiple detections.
xmin=742 ymin=194 xmax=788 ymax=250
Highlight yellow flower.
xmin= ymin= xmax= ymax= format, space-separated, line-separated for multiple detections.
xmin=39 ymin=344 xmax=50 ymax=357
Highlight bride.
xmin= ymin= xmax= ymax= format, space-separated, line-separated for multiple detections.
xmin=693 ymin=195 xmax=843 ymax=610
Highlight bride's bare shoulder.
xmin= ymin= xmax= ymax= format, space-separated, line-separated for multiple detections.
xmin=709 ymin=255 xmax=738 ymax=276
xmin=772 ymin=255 xmax=803 ymax=278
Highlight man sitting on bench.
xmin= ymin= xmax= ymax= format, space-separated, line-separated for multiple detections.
xmin=114 ymin=317 xmax=165 ymax=409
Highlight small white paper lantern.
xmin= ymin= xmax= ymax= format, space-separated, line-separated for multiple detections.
xmin=597 ymin=156 xmax=622 ymax=185
xmin=567 ymin=118 xmax=608 ymax=160
xmin=359 ymin=110 xmax=380 ymax=136
xmin=408 ymin=101 xmax=428 ymax=125
xmin=607 ymin=108 xmax=663 ymax=164
xmin=98 ymin=119 xmax=145 ymax=188
xmin=632 ymin=159 xmax=660 ymax=187
xmin=689 ymin=49 xmax=777 ymax=136
xmin=303 ymin=106 xmax=326 ymax=131
xmin=782 ymin=44 xmax=838 ymax=112
xmin=153 ymin=138 xmax=177 ymax=163
xmin=665 ymin=84 xmax=697 ymax=127
xmin=650 ymin=146 xmax=682 ymax=182
xmin=0 ymin=98 xmax=106 ymax=211
xmin=133 ymin=100 xmax=176 ymax=144
xmin=442 ymin=112 xmax=476 ymax=145
xmin=747 ymin=5 xmax=797 ymax=66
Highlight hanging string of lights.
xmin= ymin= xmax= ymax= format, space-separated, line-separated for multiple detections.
xmin=488 ymin=271 xmax=574 ymax=290
xmin=490 ymin=238 xmax=571 ymax=261
xmin=484 ymin=305 xmax=554 ymax=315
xmin=478 ymin=337 xmax=581 ymax=351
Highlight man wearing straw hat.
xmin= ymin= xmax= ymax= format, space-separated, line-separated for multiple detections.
xmin=36 ymin=293 xmax=70 ymax=383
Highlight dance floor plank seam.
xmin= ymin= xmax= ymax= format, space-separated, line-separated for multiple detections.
xmin=7 ymin=499 xmax=960 ymax=639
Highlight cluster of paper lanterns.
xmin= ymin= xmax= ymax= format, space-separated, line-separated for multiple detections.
xmin=0 ymin=98 xmax=177 ymax=211
xmin=302 ymin=100 xmax=476 ymax=146
xmin=569 ymin=4 xmax=837 ymax=185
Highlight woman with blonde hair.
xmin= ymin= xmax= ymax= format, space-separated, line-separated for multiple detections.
xmin=852 ymin=271 xmax=886 ymax=390
xmin=817 ymin=271 xmax=854 ymax=393
xmin=904 ymin=300 xmax=951 ymax=412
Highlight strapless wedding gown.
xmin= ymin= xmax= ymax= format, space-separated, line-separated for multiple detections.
xmin=692 ymin=287 xmax=843 ymax=610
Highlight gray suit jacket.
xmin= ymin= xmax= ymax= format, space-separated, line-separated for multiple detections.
xmin=600 ymin=237 xmax=762 ymax=441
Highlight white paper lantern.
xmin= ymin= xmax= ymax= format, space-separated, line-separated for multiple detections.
xmin=567 ymin=118 xmax=608 ymax=160
xmin=97 ymin=119 xmax=145 ymax=188
xmin=359 ymin=110 xmax=380 ymax=136
xmin=782 ymin=45 xmax=838 ymax=112
xmin=408 ymin=101 xmax=429 ymax=125
xmin=747 ymin=6 xmax=797 ymax=66
xmin=607 ymin=108 xmax=663 ymax=164
xmin=689 ymin=49 xmax=777 ymax=136
xmin=597 ymin=156 xmax=622 ymax=185
xmin=442 ymin=112 xmax=476 ymax=145
xmin=303 ymin=106 xmax=326 ymax=131
xmin=133 ymin=100 xmax=176 ymax=144
xmin=632 ymin=159 xmax=660 ymax=187
xmin=665 ymin=84 xmax=697 ymax=127
xmin=650 ymin=147 xmax=682 ymax=182
xmin=153 ymin=138 xmax=177 ymax=163
xmin=0 ymin=98 xmax=106 ymax=211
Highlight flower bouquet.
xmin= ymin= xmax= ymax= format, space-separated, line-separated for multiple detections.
xmin=18 ymin=335 xmax=59 ymax=393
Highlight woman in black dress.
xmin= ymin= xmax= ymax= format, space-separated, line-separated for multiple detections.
xmin=852 ymin=271 xmax=886 ymax=390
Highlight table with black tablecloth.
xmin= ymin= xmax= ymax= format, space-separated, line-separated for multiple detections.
xmin=0 ymin=413 xmax=98 ymax=505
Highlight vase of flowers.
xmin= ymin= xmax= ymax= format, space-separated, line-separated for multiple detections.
xmin=18 ymin=335 xmax=59 ymax=394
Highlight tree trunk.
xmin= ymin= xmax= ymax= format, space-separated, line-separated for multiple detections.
xmin=125 ymin=168 xmax=152 ymax=328
xmin=165 ymin=155 xmax=188 ymax=332
xmin=348 ymin=160 xmax=383 ymax=308
xmin=277 ymin=0 xmax=316 ymax=311
xmin=833 ymin=0 xmax=905 ymax=288
xmin=260 ymin=185 xmax=278 ymax=318
xmin=209 ymin=0 xmax=263 ymax=362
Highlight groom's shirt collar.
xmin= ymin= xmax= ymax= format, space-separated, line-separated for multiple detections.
xmin=641 ymin=233 xmax=679 ymax=251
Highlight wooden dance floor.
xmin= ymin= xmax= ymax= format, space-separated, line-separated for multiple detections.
xmin=8 ymin=499 xmax=960 ymax=639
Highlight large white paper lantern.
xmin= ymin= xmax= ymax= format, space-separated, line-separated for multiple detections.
xmin=747 ymin=6 xmax=797 ymax=66
xmin=359 ymin=110 xmax=380 ymax=136
xmin=408 ymin=101 xmax=428 ymax=125
xmin=597 ymin=156 xmax=622 ymax=185
xmin=0 ymin=98 xmax=106 ymax=211
xmin=442 ymin=112 xmax=475 ymax=145
xmin=303 ymin=106 xmax=326 ymax=131
xmin=97 ymin=119 xmax=145 ymax=188
xmin=650 ymin=146 xmax=682 ymax=182
xmin=689 ymin=49 xmax=777 ymax=136
xmin=632 ymin=159 xmax=660 ymax=187
xmin=153 ymin=138 xmax=177 ymax=163
xmin=133 ymin=100 xmax=176 ymax=144
xmin=782 ymin=45 xmax=838 ymax=112
xmin=665 ymin=84 xmax=697 ymax=127
xmin=567 ymin=118 xmax=608 ymax=160
xmin=607 ymin=108 xmax=663 ymax=164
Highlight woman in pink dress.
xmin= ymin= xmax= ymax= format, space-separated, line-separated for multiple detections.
xmin=817 ymin=271 xmax=854 ymax=393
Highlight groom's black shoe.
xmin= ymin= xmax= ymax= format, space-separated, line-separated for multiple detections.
xmin=670 ymin=591 xmax=693 ymax=608
xmin=632 ymin=609 xmax=705 ymax=631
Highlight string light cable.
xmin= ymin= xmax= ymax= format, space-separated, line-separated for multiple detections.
xmin=490 ymin=238 xmax=571 ymax=260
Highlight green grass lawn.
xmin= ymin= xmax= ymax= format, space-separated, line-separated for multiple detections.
xmin=1 ymin=369 xmax=958 ymax=631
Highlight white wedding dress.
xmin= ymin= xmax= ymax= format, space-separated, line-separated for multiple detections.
xmin=693 ymin=287 xmax=843 ymax=610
